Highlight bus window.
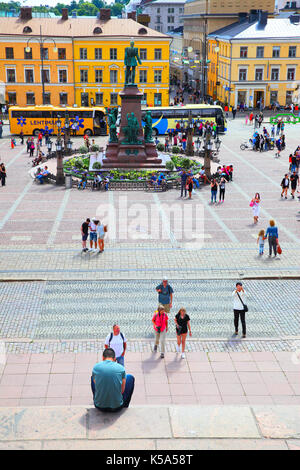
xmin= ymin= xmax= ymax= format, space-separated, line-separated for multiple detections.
xmin=175 ymin=109 xmax=188 ymax=119
xmin=151 ymin=110 xmax=163 ymax=119
xmin=41 ymin=111 xmax=52 ymax=118
xmin=81 ymin=111 xmax=93 ymax=118
xmin=52 ymin=111 xmax=66 ymax=118
xmin=201 ymin=108 xmax=216 ymax=118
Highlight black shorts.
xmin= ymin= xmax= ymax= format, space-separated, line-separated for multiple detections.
xmin=82 ymin=234 xmax=88 ymax=241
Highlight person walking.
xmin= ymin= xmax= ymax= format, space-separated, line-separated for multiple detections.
xmin=152 ymin=306 xmax=168 ymax=359
xmin=290 ymin=171 xmax=299 ymax=199
xmin=186 ymin=175 xmax=194 ymax=199
xmin=81 ymin=218 xmax=90 ymax=252
xmin=96 ymin=220 xmax=106 ymax=253
xmin=280 ymin=174 xmax=289 ymax=199
xmin=232 ymin=282 xmax=247 ymax=338
xmin=105 ymin=324 xmax=127 ymax=366
xmin=156 ymin=278 xmax=173 ymax=313
xmin=175 ymin=308 xmax=191 ymax=359
xmin=88 ymin=218 xmax=98 ymax=252
xmin=219 ymin=176 xmax=226 ymax=203
xmin=250 ymin=193 xmax=261 ymax=224
xmin=257 ymin=229 xmax=266 ymax=256
xmin=265 ymin=219 xmax=279 ymax=258
xmin=0 ymin=163 xmax=6 ymax=186
xmin=29 ymin=140 xmax=35 ymax=158
xmin=211 ymin=178 xmax=218 ymax=204
xmin=180 ymin=170 xmax=188 ymax=198
xmin=91 ymin=348 xmax=135 ymax=411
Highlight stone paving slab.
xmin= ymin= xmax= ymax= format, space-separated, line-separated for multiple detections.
xmin=1 ymin=351 xmax=299 ymax=407
xmin=0 ymin=405 xmax=300 ymax=449
xmin=253 ymin=406 xmax=300 ymax=439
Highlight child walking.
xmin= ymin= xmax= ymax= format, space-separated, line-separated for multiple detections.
xmin=257 ymin=229 xmax=266 ymax=256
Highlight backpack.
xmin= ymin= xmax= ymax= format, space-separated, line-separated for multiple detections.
xmin=108 ymin=332 xmax=124 ymax=346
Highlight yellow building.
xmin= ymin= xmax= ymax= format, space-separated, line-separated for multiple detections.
xmin=0 ymin=7 xmax=170 ymax=108
xmin=207 ymin=14 xmax=300 ymax=108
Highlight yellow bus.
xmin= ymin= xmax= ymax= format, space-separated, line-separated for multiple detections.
xmin=9 ymin=105 xmax=107 ymax=137
xmin=142 ymin=104 xmax=227 ymax=135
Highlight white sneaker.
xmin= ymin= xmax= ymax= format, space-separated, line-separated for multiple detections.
xmin=176 ymin=345 xmax=180 ymax=353
xmin=181 ymin=353 xmax=185 ymax=359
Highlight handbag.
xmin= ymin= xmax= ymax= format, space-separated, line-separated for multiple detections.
xmin=249 ymin=201 xmax=254 ymax=207
xmin=237 ymin=292 xmax=248 ymax=313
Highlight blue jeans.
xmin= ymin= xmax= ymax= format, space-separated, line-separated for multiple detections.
xmin=211 ymin=190 xmax=217 ymax=203
xmin=116 ymin=356 xmax=124 ymax=366
xmin=259 ymin=244 xmax=264 ymax=255
xmin=91 ymin=374 xmax=135 ymax=411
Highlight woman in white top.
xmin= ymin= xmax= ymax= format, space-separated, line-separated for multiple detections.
xmin=96 ymin=220 xmax=105 ymax=253
xmin=250 ymin=192 xmax=261 ymax=224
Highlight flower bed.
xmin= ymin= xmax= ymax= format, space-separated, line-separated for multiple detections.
xmin=63 ymin=155 xmax=202 ymax=181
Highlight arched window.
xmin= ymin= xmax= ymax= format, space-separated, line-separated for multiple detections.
xmin=93 ymin=27 xmax=102 ymax=34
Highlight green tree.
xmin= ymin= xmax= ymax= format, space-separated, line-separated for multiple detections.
xmin=92 ymin=0 xmax=105 ymax=8
xmin=110 ymin=2 xmax=124 ymax=16
xmin=77 ymin=2 xmax=98 ymax=15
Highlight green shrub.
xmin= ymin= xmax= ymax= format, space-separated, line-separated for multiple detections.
xmin=165 ymin=161 xmax=175 ymax=171
xmin=74 ymin=159 xmax=84 ymax=169
xmin=172 ymin=146 xmax=180 ymax=154
xmin=157 ymin=143 xmax=164 ymax=152
xmin=181 ymin=158 xmax=193 ymax=169
xmin=93 ymin=162 xmax=102 ymax=170
xmin=78 ymin=146 xmax=88 ymax=154
xmin=90 ymin=144 xmax=100 ymax=152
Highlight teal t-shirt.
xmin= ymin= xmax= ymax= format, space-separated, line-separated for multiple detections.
xmin=92 ymin=360 xmax=126 ymax=409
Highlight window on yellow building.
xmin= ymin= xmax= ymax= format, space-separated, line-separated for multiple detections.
xmin=271 ymin=68 xmax=279 ymax=81
xmin=255 ymin=69 xmax=263 ymax=81
xmin=59 ymin=70 xmax=67 ymax=83
xmin=239 ymin=69 xmax=247 ymax=81
xmin=5 ymin=47 xmax=14 ymax=59
xmin=256 ymin=46 xmax=264 ymax=58
xmin=95 ymin=69 xmax=103 ymax=83
xmin=288 ymin=46 xmax=296 ymax=58
xmin=41 ymin=69 xmax=50 ymax=83
xmin=44 ymin=93 xmax=51 ymax=105
xmin=41 ymin=48 xmax=48 ymax=60
xmin=287 ymin=68 xmax=295 ymax=81
xmin=140 ymin=49 xmax=147 ymax=60
xmin=95 ymin=93 xmax=103 ymax=105
xmin=25 ymin=69 xmax=34 ymax=83
xmin=110 ymin=70 xmax=118 ymax=84
xmin=95 ymin=48 xmax=102 ymax=60
xmin=154 ymin=70 xmax=162 ymax=83
xmin=110 ymin=49 xmax=117 ymax=60
xmin=80 ymin=48 xmax=87 ymax=60
xmin=24 ymin=47 xmax=32 ymax=59
xmin=58 ymin=48 xmax=66 ymax=60
xmin=240 ymin=47 xmax=247 ymax=58
xmin=154 ymin=93 xmax=162 ymax=105
xmin=155 ymin=49 xmax=162 ymax=60
xmin=8 ymin=92 xmax=16 ymax=104
xmin=139 ymin=70 xmax=147 ymax=83
xmin=110 ymin=93 xmax=118 ymax=106
xmin=272 ymin=46 xmax=280 ymax=58
xmin=60 ymin=93 xmax=68 ymax=105
xmin=141 ymin=93 xmax=147 ymax=105
xmin=26 ymin=93 xmax=35 ymax=105
xmin=80 ymin=70 xmax=88 ymax=83
xmin=6 ymin=69 xmax=16 ymax=83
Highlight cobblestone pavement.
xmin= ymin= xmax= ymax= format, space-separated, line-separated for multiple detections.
xmin=0 ymin=280 xmax=299 ymax=342
xmin=0 ymin=119 xmax=300 ymax=282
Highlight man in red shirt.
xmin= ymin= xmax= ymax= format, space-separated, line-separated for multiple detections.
xmin=152 ymin=306 xmax=168 ymax=359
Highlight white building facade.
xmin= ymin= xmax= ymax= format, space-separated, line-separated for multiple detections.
xmin=142 ymin=0 xmax=186 ymax=34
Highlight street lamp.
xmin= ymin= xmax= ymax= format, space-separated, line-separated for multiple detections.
xmin=67 ymin=139 xmax=73 ymax=154
xmin=215 ymin=136 xmax=221 ymax=153
xmin=25 ymin=26 xmax=57 ymax=105
xmin=186 ymin=111 xmax=194 ymax=156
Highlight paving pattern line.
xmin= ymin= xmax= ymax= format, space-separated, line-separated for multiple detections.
xmin=108 ymin=191 xmax=116 ymax=241
xmin=46 ymin=189 xmax=72 ymax=246
xmin=0 ymin=180 xmax=33 ymax=230
xmin=3 ymin=145 xmax=26 ymax=168
xmin=195 ymin=191 xmax=239 ymax=243
xmin=152 ymin=193 xmax=179 ymax=248
xmin=230 ymin=180 xmax=300 ymax=245
xmin=222 ymin=142 xmax=288 ymax=190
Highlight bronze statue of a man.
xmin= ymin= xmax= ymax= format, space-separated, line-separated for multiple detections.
xmin=124 ymin=40 xmax=142 ymax=85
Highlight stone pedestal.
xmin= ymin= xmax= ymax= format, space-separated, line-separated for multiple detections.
xmin=102 ymin=85 xmax=164 ymax=169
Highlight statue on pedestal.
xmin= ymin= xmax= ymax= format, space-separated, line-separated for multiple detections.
xmin=124 ymin=40 xmax=142 ymax=85
xmin=144 ymin=110 xmax=154 ymax=143
xmin=108 ymin=108 xmax=118 ymax=143
xmin=123 ymin=112 xmax=140 ymax=145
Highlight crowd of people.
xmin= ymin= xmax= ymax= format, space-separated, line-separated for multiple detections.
xmin=91 ymin=278 xmax=249 ymax=411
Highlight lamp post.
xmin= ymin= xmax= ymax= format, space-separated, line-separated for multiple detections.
xmin=55 ymin=115 xmax=64 ymax=185
xmin=186 ymin=111 xmax=194 ymax=156
xmin=47 ymin=139 xmax=53 ymax=156
xmin=25 ymin=26 xmax=57 ymax=105
xmin=63 ymin=111 xmax=70 ymax=153
xmin=202 ymin=132 xmax=222 ymax=179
